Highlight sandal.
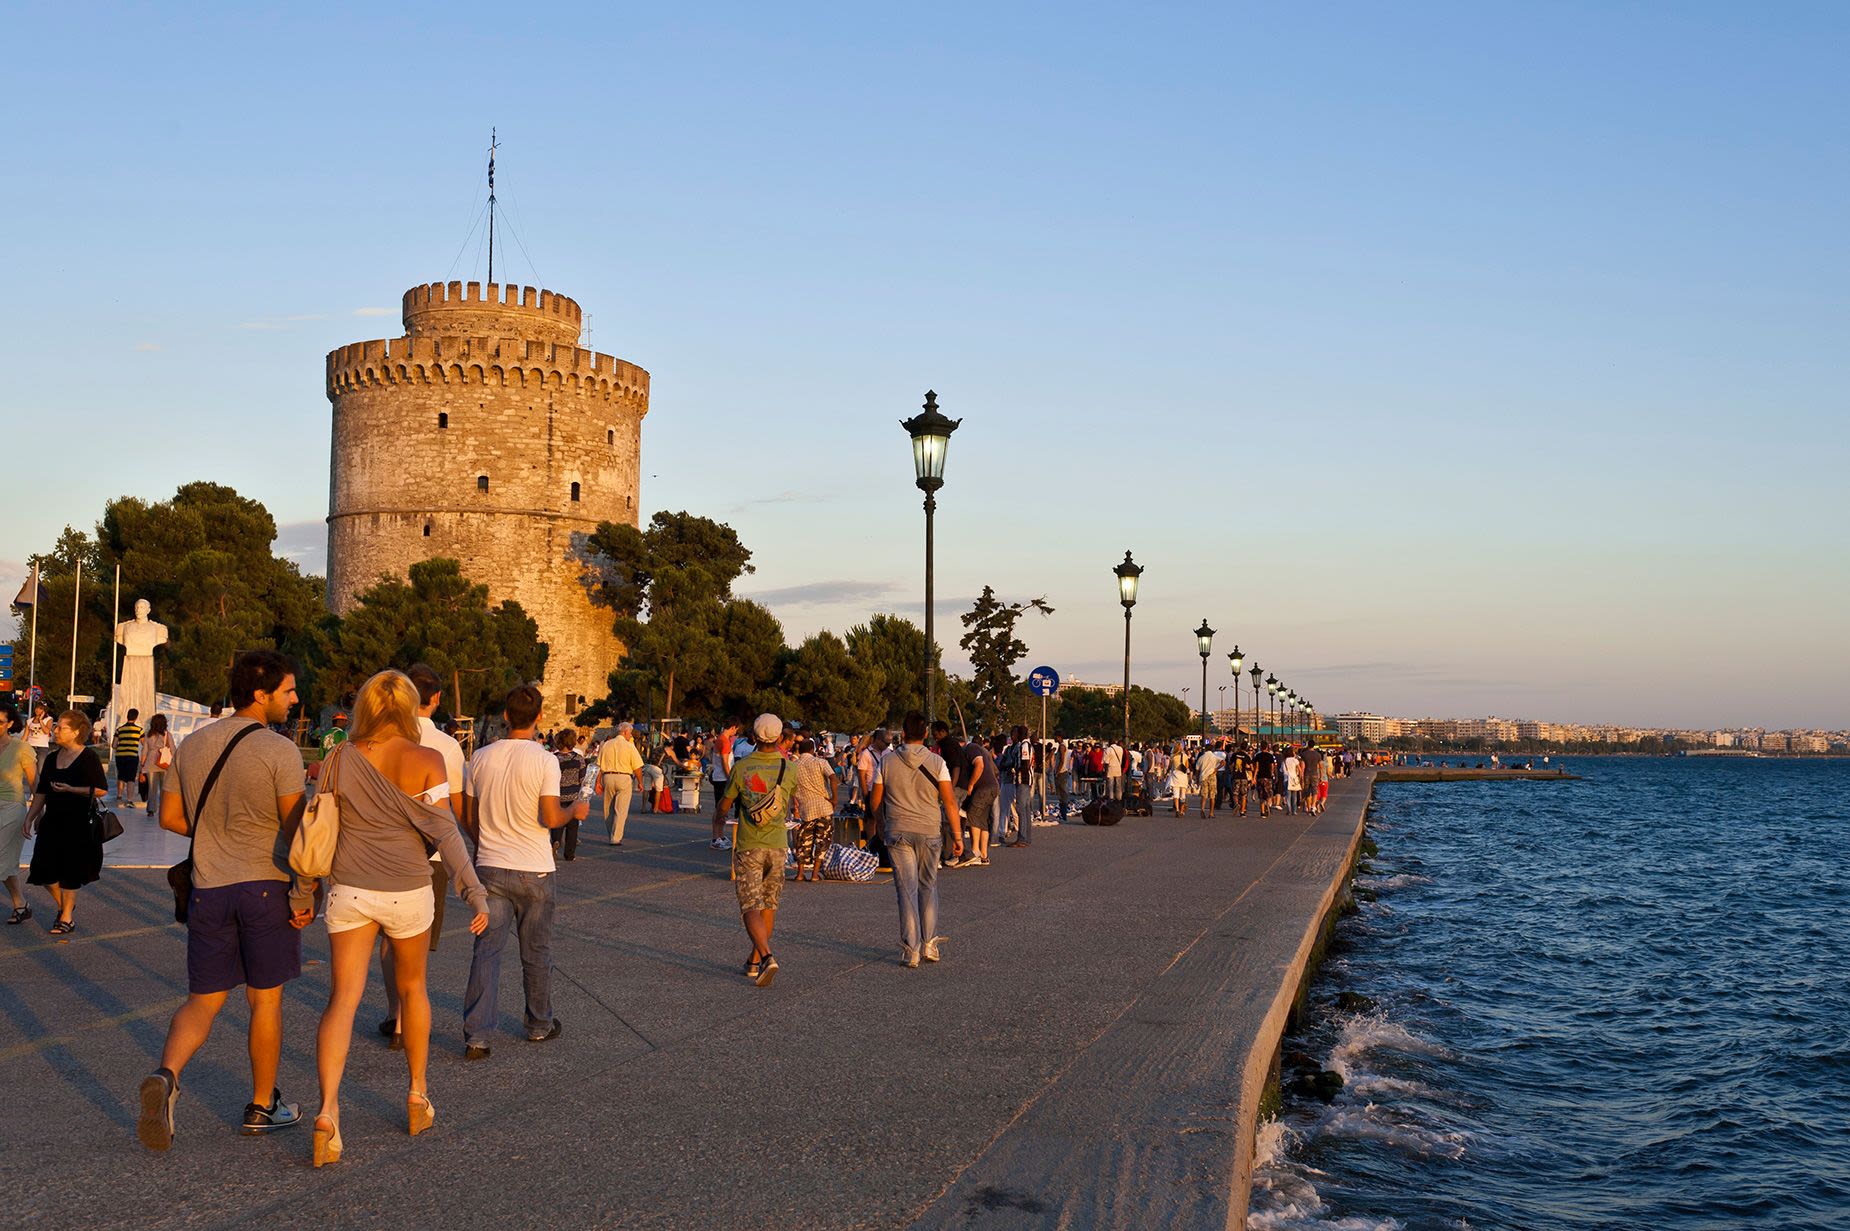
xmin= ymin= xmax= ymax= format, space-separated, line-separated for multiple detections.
xmin=5 ymin=906 xmax=29 ymax=925
xmin=407 ymin=1090 xmax=435 ymax=1137
xmin=49 ymin=919 xmax=76 ymax=935
xmin=312 ymin=1113 xmax=343 ymax=1166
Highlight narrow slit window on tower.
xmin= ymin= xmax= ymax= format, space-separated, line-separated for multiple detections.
xmin=606 ymin=428 xmax=614 ymax=446
xmin=477 ymin=475 xmax=489 ymax=492
xmin=438 ymin=412 xmax=448 ymax=429
xmin=570 ymin=481 xmax=581 ymax=503
xmin=422 ymin=523 xmax=432 ymax=537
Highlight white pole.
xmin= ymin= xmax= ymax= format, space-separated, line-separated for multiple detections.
xmin=109 ymin=563 xmax=121 ymax=732
xmin=26 ymin=562 xmax=38 ymax=702
xmin=68 ymin=557 xmax=82 ymax=708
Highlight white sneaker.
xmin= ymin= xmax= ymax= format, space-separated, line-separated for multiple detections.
xmin=710 ymin=837 xmax=732 ymax=851
xmin=902 ymin=949 xmax=920 ymax=969
xmin=922 ymin=936 xmax=945 ymax=963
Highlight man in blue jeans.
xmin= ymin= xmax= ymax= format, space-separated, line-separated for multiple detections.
xmin=868 ymin=712 xmax=963 ymax=969
xmin=462 ymin=684 xmax=568 ymax=1059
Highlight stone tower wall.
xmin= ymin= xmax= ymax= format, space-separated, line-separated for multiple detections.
xmin=326 ymin=282 xmax=649 ymax=718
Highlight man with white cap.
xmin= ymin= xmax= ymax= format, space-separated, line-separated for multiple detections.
xmin=720 ymin=713 xmax=798 ymax=987
xmin=595 ymin=721 xmax=645 ymax=845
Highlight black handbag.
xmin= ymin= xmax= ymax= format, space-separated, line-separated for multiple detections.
xmin=92 ymin=799 xmax=124 ymax=844
xmin=167 ymin=722 xmax=262 ymax=924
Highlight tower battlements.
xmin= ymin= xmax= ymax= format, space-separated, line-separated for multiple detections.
xmin=325 ymin=334 xmax=650 ymax=404
xmin=402 ymin=280 xmax=583 ymax=345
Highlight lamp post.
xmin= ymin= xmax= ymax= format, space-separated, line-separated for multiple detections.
xmin=1194 ymin=619 xmax=1215 ymax=739
xmin=1266 ymin=674 xmax=1278 ymax=737
xmin=1228 ymin=646 xmax=1244 ymax=741
xmin=902 ymin=390 xmax=961 ymax=724
xmin=1249 ymin=663 xmax=1263 ymax=742
xmin=1218 ymin=685 xmax=1227 ymax=732
xmin=1114 ymin=551 xmax=1142 ymax=751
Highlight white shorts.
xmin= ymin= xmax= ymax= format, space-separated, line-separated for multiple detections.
xmin=325 ymin=883 xmax=435 ymax=939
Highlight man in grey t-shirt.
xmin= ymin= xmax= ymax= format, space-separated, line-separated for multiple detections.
xmin=140 ymin=651 xmax=309 ymax=1151
xmin=869 ymin=712 xmax=962 ymax=968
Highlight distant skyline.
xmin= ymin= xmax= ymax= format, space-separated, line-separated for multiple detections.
xmin=3 ymin=2 xmax=1845 ymax=729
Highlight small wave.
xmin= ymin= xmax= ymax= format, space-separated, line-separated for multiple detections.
xmin=1320 ymin=1105 xmax=1468 ymax=1160
xmin=1251 ymin=1121 xmax=1406 ymax=1231
xmin=1356 ymin=873 xmax=1433 ymax=891
xmin=1329 ymin=1014 xmax=1452 ymax=1079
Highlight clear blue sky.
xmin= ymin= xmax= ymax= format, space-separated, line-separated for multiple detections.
xmin=4 ymin=1 xmax=1846 ymax=729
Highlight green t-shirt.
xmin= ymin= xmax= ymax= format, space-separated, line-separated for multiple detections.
xmin=320 ymin=728 xmax=348 ymax=755
xmin=721 ymin=750 xmax=795 ymax=851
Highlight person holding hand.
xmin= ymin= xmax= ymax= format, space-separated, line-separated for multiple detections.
xmin=296 ymin=670 xmax=489 ymax=1167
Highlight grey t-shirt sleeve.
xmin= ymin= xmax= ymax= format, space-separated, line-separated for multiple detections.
xmin=265 ymin=736 xmax=307 ymax=799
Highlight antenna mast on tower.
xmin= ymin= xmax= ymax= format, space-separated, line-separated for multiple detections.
xmin=486 ymin=128 xmax=498 ymax=284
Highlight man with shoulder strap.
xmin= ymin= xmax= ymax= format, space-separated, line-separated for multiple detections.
xmin=869 ymin=712 xmax=963 ymax=969
xmin=722 ymin=714 xmax=797 ymax=987
xmin=138 ymin=650 xmax=311 ymax=1151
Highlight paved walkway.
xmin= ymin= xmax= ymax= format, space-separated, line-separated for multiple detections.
xmin=0 ymin=774 xmax=1370 ymax=1230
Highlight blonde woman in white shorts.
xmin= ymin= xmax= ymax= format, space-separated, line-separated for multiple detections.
xmin=293 ymin=670 xmax=489 ymax=1166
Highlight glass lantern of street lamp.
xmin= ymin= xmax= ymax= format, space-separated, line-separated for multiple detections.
xmin=1195 ymin=619 xmax=1215 ymax=659
xmin=902 ymin=390 xmax=961 ymax=494
xmin=1228 ymin=645 xmax=1244 ymax=674
xmin=1115 ymin=551 xmax=1144 ymax=609
xmin=1266 ymin=674 xmax=1278 ymax=696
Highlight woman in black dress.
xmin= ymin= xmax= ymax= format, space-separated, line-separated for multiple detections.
xmin=23 ymin=710 xmax=107 ymax=934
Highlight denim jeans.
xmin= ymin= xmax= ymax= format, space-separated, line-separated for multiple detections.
xmin=464 ymin=866 xmax=556 ymax=1045
xmin=997 ymin=782 xmax=1020 ymax=844
xmin=886 ymin=832 xmax=941 ymax=958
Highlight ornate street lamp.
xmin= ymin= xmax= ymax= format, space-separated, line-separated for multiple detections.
xmin=1114 ymin=551 xmax=1142 ymax=751
xmin=1266 ymin=674 xmax=1279 ymax=737
xmin=1228 ymin=646 xmax=1244 ymax=740
xmin=1194 ymin=619 xmax=1215 ymax=738
xmin=1249 ymin=662 xmax=1263 ymax=741
xmin=902 ymin=390 xmax=960 ymax=723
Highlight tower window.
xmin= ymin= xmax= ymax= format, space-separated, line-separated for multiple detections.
xmin=606 ymin=429 xmax=614 ymax=446
xmin=477 ymin=475 xmax=489 ymax=492
xmin=438 ymin=412 xmax=448 ymax=429
xmin=422 ymin=523 xmax=432 ymax=537
xmin=570 ymin=481 xmax=581 ymax=503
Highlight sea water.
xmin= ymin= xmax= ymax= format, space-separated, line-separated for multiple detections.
xmin=1249 ymin=757 xmax=1850 ymax=1231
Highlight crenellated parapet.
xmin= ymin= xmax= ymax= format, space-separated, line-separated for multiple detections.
xmin=325 ymin=334 xmax=650 ymax=407
xmin=402 ymin=280 xmax=583 ymax=345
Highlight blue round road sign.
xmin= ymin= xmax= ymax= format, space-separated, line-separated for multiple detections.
xmin=1027 ymin=666 xmax=1060 ymax=697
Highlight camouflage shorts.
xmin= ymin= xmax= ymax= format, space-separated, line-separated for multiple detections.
xmin=733 ymin=848 xmax=783 ymax=913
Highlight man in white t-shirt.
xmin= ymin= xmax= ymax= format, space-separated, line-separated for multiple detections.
xmin=1196 ymin=744 xmax=1221 ymax=818
xmin=1103 ymin=741 xmax=1125 ymax=799
xmin=377 ymin=664 xmax=468 ymax=1048
xmin=462 ymin=685 xmax=567 ymax=1060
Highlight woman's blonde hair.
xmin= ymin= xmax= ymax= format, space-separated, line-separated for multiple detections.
xmin=348 ymin=670 xmax=421 ymax=745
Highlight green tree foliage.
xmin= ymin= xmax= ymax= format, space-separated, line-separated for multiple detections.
xmin=10 ymin=485 xmax=328 ymax=709
xmin=957 ymin=587 xmax=1054 ymax=730
xmin=1052 ymin=685 xmax=1192 ymax=743
xmin=322 ymin=558 xmax=546 ymax=720
xmin=777 ymin=631 xmax=886 ymax=733
xmin=585 ymin=511 xmax=778 ymax=724
xmin=843 ymin=614 xmax=944 ymax=727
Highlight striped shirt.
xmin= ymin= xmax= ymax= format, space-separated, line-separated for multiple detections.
xmin=113 ymin=722 xmax=143 ymax=760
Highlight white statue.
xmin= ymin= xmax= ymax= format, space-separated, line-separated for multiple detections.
xmin=113 ymin=599 xmax=169 ymax=726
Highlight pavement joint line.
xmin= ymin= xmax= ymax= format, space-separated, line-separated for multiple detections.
xmin=0 ymin=994 xmax=192 ymax=1064
xmin=902 ymin=806 xmax=1324 ymax=1226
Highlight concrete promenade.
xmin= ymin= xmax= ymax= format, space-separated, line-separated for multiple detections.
xmin=1 ymin=772 xmax=1371 ymax=1230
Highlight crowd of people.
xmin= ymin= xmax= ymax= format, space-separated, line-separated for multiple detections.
xmin=0 ymin=651 xmax=1372 ymax=1168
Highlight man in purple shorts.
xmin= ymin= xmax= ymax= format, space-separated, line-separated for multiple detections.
xmin=137 ymin=649 xmax=312 ymax=1151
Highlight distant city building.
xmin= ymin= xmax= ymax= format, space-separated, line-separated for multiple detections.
xmin=1333 ymin=712 xmax=1388 ymax=741
xmin=1057 ymin=678 xmax=1123 ymax=698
